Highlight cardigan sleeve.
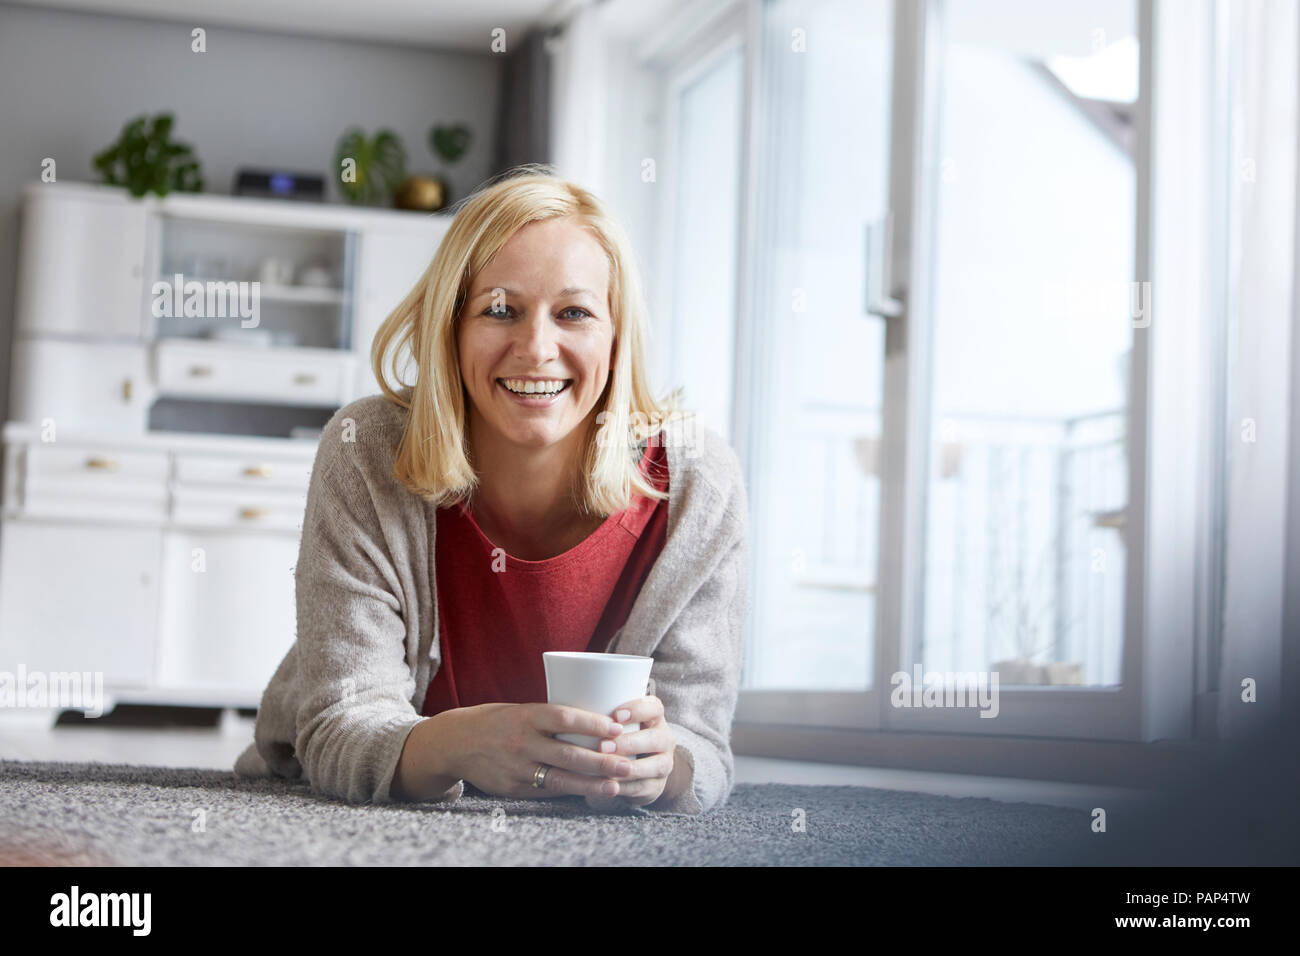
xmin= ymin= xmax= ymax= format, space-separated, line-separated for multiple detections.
xmin=638 ymin=469 xmax=750 ymax=816
xmin=290 ymin=441 xmax=462 ymax=806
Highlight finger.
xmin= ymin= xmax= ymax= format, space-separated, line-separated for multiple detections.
xmin=584 ymin=793 xmax=626 ymax=812
xmin=608 ymin=694 xmax=664 ymax=725
xmin=596 ymin=726 xmax=668 ymax=759
xmin=532 ymin=764 xmax=626 ymax=799
xmin=601 ymin=777 xmax=664 ymax=801
xmin=530 ymin=703 xmax=624 ymax=739
xmin=605 ymin=751 xmax=673 ymax=782
xmin=539 ymin=737 xmax=636 ymax=781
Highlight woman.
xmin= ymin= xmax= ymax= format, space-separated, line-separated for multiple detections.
xmin=234 ymin=165 xmax=749 ymax=815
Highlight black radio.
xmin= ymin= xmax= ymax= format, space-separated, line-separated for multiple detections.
xmin=233 ymin=168 xmax=325 ymax=202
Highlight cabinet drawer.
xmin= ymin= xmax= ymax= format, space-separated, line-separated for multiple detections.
xmin=20 ymin=444 xmax=166 ymax=520
xmin=171 ymin=486 xmax=306 ymax=533
xmin=23 ymin=494 xmax=168 ymax=523
xmin=173 ymin=451 xmax=313 ymax=491
xmin=155 ymin=342 xmax=351 ymax=406
xmin=24 ymin=445 xmax=168 ymax=513
xmin=26 ymin=444 xmax=169 ymax=484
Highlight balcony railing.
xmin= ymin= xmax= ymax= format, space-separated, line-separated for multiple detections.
xmin=790 ymin=407 xmax=1127 ymax=687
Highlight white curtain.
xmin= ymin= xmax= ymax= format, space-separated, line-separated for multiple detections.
xmin=1218 ymin=0 xmax=1297 ymax=739
xmin=547 ymin=2 xmax=609 ymax=195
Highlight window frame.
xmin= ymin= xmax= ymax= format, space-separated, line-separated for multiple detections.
xmin=637 ymin=0 xmax=1217 ymax=750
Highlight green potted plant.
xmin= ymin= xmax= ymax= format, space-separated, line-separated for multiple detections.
xmin=333 ymin=128 xmax=407 ymax=206
xmin=92 ymin=113 xmax=204 ymax=197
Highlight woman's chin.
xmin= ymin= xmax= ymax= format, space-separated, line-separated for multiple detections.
xmin=497 ymin=421 xmax=573 ymax=448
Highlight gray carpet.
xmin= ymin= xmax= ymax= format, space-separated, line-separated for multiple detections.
xmin=0 ymin=759 xmax=1094 ymax=866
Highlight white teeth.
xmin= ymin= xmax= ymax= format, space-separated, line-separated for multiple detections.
xmin=501 ymin=378 xmax=568 ymax=395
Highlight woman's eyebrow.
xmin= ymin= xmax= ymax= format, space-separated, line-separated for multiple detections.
xmin=470 ymin=286 xmax=599 ymax=300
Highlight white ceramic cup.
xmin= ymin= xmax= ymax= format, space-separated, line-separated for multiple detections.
xmin=543 ymin=651 xmax=654 ymax=753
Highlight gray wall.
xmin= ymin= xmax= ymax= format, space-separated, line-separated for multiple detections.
xmin=0 ymin=1 xmax=503 ymax=426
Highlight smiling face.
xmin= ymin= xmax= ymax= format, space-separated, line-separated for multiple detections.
xmin=457 ymin=216 xmax=615 ymax=454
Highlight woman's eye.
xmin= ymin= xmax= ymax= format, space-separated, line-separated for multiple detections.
xmin=482 ymin=305 xmax=590 ymax=320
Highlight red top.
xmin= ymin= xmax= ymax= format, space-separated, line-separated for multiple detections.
xmin=421 ymin=440 xmax=670 ymax=716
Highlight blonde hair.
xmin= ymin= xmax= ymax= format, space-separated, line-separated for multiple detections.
xmin=370 ymin=163 xmax=687 ymax=517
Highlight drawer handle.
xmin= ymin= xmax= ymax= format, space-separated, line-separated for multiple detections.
xmin=239 ymin=507 xmax=268 ymax=520
xmin=293 ymin=372 xmax=318 ymax=386
xmin=243 ymin=464 xmax=274 ymax=479
xmin=189 ymin=365 xmax=214 ymax=377
xmin=85 ymin=457 xmax=119 ymax=471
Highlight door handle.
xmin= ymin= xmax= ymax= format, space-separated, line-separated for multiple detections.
xmin=865 ymin=212 xmax=904 ymax=321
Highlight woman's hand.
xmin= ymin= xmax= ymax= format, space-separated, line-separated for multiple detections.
xmin=584 ymin=695 xmax=678 ymax=809
xmin=436 ymin=702 xmax=637 ymax=799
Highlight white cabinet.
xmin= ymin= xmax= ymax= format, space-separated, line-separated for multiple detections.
xmin=1 ymin=181 xmax=449 ymax=713
xmin=10 ymin=181 xmax=448 ymax=431
xmin=0 ymin=425 xmax=316 ymax=708
xmin=156 ymin=530 xmax=299 ymax=692
xmin=14 ymin=186 xmax=150 ymax=338
xmin=0 ymin=520 xmax=161 ymax=686
xmin=8 ymin=339 xmax=151 ymax=435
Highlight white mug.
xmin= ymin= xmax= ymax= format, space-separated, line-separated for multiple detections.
xmin=543 ymin=651 xmax=654 ymax=752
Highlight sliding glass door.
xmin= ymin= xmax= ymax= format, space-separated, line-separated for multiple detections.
xmin=653 ymin=0 xmax=1166 ymax=740
xmin=918 ymin=0 xmax=1137 ymax=690
xmin=730 ymin=0 xmax=1153 ymax=738
xmin=882 ymin=0 xmax=1144 ymax=736
xmin=730 ymin=0 xmax=896 ymax=728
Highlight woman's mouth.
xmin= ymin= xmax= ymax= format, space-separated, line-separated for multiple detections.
xmin=496 ymin=378 xmax=572 ymax=407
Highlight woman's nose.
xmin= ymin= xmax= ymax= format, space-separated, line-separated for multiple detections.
xmin=512 ymin=308 xmax=559 ymax=358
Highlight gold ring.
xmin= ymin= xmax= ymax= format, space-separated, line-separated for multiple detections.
xmin=532 ymin=763 xmax=550 ymax=789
